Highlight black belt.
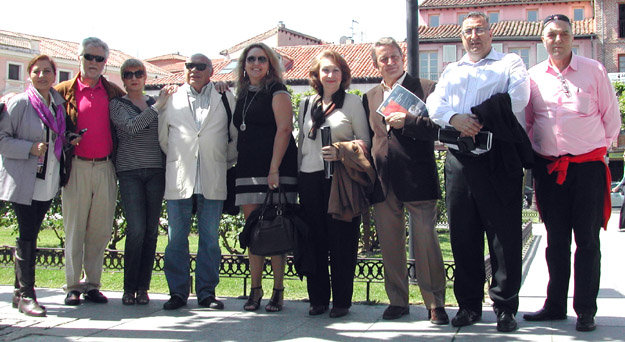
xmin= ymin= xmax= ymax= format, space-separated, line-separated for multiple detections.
xmin=75 ymin=155 xmax=110 ymax=162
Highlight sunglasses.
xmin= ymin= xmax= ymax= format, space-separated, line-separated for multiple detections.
xmin=83 ymin=53 xmax=106 ymax=63
xmin=246 ymin=55 xmax=268 ymax=64
xmin=185 ymin=63 xmax=208 ymax=71
xmin=122 ymin=70 xmax=145 ymax=80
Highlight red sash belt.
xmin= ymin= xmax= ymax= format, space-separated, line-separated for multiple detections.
xmin=540 ymin=147 xmax=611 ymax=229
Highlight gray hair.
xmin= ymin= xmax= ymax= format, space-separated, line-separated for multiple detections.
xmin=189 ymin=53 xmax=213 ymax=74
xmin=78 ymin=37 xmax=109 ymax=59
xmin=120 ymin=58 xmax=145 ymax=75
xmin=463 ymin=12 xmax=490 ymax=29
xmin=370 ymin=37 xmax=403 ymax=68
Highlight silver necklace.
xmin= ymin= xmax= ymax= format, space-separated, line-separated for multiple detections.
xmin=240 ymin=90 xmax=259 ymax=131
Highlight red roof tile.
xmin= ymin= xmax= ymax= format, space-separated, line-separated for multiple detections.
xmin=420 ymin=0 xmax=583 ymax=9
xmin=0 ymin=30 xmax=171 ymax=77
xmin=419 ymin=19 xmax=595 ymax=39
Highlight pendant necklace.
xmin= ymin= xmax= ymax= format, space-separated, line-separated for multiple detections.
xmin=240 ymin=90 xmax=259 ymax=131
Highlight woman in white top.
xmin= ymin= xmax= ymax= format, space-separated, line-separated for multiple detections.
xmin=297 ymin=50 xmax=371 ymax=318
xmin=0 ymin=55 xmax=76 ymax=317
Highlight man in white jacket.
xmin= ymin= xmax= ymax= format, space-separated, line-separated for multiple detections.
xmin=158 ymin=53 xmax=237 ymax=310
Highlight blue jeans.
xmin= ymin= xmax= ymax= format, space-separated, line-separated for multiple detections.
xmin=164 ymin=195 xmax=223 ymax=301
xmin=118 ymin=168 xmax=165 ymax=293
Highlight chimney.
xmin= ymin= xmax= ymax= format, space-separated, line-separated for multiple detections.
xmin=29 ymin=39 xmax=40 ymax=53
xmin=278 ymin=21 xmax=285 ymax=29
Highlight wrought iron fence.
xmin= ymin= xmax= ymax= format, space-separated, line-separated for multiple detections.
xmin=0 ymin=223 xmax=534 ymax=302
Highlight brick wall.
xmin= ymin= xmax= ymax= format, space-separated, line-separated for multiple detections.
xmin=596 ymin=0 xmax=625 ymax=72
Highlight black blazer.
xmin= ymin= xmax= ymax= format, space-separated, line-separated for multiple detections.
xmin=363 ymin=73 xmax=441 ymax=203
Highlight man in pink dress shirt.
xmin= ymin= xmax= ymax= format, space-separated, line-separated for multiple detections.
xmin=523 ymin=15 xmax=620 ymax=332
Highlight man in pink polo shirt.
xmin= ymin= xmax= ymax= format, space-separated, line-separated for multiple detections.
xmin=523 ymin=15 xmax=620 ymax=332
xmin=55 ymin=37 xmax=125 ymax=306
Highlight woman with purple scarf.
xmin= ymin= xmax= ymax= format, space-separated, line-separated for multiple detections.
xmin=0 ymin=55 xmax=77 ymax=317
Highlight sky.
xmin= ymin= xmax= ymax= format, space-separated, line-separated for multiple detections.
xmin=2 ymin=0 xmax=409 ymax=60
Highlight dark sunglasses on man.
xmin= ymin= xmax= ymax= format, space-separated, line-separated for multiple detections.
xmin=246 ymin=56 xmax=268 ymax=64
xmin=83 ymin=53 xmax=106 ymax=63
xmin=185 ymin=63 xmax=208 ymax=71
xmin=122 ymin=70 xmax=145 ymax=80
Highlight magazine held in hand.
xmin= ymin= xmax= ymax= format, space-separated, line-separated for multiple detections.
xmin=376 ymin=84 xmax=491 ymax=153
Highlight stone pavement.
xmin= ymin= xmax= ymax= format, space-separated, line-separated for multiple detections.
xmin=0 ymin=210 xmax=624 ymax=341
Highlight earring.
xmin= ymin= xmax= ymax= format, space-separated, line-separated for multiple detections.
xmin=244 ymin=70 xmax=247 ymax=77
xmin=266 ymin=70 xmax=269 ymax=76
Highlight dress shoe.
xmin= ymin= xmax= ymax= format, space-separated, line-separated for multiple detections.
xmin=576 ymin=314 xmax=596 ymax=332
xmin=136 ymin=290 xmax=150 ymax=305
xmin=382 ymin=305 xmax=409 ymax=320
xmin=18 ymin=297 xmax=46 ymax=317
xmin=308 ymin=304 xmax=328 ymax=316
xmin=163 ymin=295 xmax=186 ymax=310
xmin=199 ymin=295 xmax=224 ymax=310
xmin=496 ymin=312 xmax=518 ymax=332
xmin=12 ymin=289 xmax=20 ymax=308
xmin=64 ymin=291 xmax=81 ymax=306
xmin=329 ymin=307 xmax=349 ymax=318
xmin=451 ymin=308 xmax=481 ymax=327
xmin=523 ymin=307 xmax=567 ymax=321
xmin=84 ymin=290 xmax=108 ymax=303
xmin=429 ymin=307 xmax=450 ymax=325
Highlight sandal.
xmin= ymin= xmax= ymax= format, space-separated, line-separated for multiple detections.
xmin=136 ymin=290 xmax=149 ymax=305
xmin=243 ymin=286 xmax=263 ymax=311
xmin=122 ymin=292 xmax=135 ymax=305
xmin=265 ymin=288 xmax=284 ymax=312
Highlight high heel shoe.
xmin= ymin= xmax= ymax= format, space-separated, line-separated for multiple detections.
xmin=243 ymin=286 xmax=263 ymax=311
xmin=265 ymin=288 xmax=284 ymax=312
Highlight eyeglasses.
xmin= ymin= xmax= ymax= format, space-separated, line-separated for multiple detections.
xmin=246 ymin=55 xmax=268 ymax=64
xmin=122 ymin=70 xmax=145 ymax=80
xmin=185 ymin=63 xmax=208 ymax=71
xmin=461 ymin=27 xmax=488 ymax=37
xmin=83 ymin=53 xmax=106 ymax=63
xmin=555 ymin=71 xmax=571 ymax=97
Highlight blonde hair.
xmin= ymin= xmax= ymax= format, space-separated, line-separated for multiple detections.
xmin=235 ymin=43 xmax=284 ymax=97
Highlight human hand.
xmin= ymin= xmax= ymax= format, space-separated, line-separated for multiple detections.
xmin=213 ymin=81 xmax=230 ymax=93
xmin=386 ymin=112 xmax=406 ymax=129
xmin=450 ymin=113 xmax=482 ymax=137
xmin=321 ymin=145 xmax=339 ymax=161
xmin=268 ymin=171 xmax=279 ymax=189
xmin=612 ymin=186 xmax=621 ymax=193
xmin=155 ymin=85 xmax=177 ymax=110
xmin=30 ymin=142 xmax=47 ymax=156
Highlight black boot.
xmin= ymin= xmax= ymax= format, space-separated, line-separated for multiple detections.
xmin=12 ymin=261 xmax=20 ymax=308
xmin=15 ymin=239 xmax=46 ymax=317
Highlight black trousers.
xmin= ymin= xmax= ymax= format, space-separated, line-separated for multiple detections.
xmin=534 ymin=157 xmax=604 ymax=316
xmin=445 ymin=153 xmax=522 ymax=315
xmin=298 ymin=171 xmax=359 ymax=309
xmin=12 ymin=200 xmax=52 ymax=242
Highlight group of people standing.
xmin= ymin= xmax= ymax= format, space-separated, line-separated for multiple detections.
xmin=0 ymin=11 xmax=618 ymax=335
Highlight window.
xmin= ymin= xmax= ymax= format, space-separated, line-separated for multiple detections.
xmin=488 ymin=12 xmax=499 ymax=23
xmin=573 ymin=8 xmax=584 ymax=21
xmin=619 ymin=55 xmax=625 ymax=72
xmin=443 ymin=45 xmax=457 ymax=63
xmin=429 ymin=14 xmax=439 ymax=27
xmin=58 ymin=70 xmax=72 ymax=82
xmin=419 ymin=52 xmax=438 ymax=81
xmin=508 ymin=48 xmax=530 ymax=67
xmin=492 ymin=43 xmax=503 ymax=53
xmin=458 ymin=13 xmax=467 ymax=25
xmin=527 ymin=10 xmax=538 ymax=22
xmin=218 ymin=60 xmax=238 ymax=74
xmin=620 ymin=4 xmax=625 ymax=38
xmin=536 ymin=43 xmax=548 ymax=63
xmin=7 ymin=63 xmax=21 ymax=81
xmin=572 ymin=47 xmax=578 ymax=55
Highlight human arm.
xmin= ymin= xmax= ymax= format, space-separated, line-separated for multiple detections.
xmin=507 ymin=54 xmax=531 ymax=129
xmin=109 ymin=98 xmax=158 ymax=136
xmin=268 ymin=92 xmax=293 ymax=188
xmin=0 ymin=97 xmax=42 ymax=159
xmin=225 ymin=91 xmax=238 ymax=168
xmin=158 ymin=103 xmax=169 ymax=154
xmin=596 ymin=65 xmax=621 ymax=147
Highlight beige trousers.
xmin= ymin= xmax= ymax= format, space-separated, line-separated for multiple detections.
xmin=373 ymin=185 xmax=446 ymax=309
xmin=62 ymin=158 xmax=117 ymax=292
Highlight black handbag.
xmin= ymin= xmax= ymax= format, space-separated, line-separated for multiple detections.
xmin=246 ymin=188 xmax=295 ymax=256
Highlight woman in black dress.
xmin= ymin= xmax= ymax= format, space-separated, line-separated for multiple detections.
xmin=233 ymin=43 xmax=297 ymax=312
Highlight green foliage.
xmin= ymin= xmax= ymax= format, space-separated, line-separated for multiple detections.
xmin=614 ymin=82 xmax=625 ymax=128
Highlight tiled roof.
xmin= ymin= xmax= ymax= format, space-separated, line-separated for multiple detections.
xmin=419 ymin=18 xmax=595 ymax=40
xmin=223 ymin=25 xmax=323 ymax=56
xmin=420 ymin=0 xmax=584 ymax=9
xmin=144 ymin=19 xmax=595 ymax=88
xmin=0 ymin=30 xmax=171 ymax=77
